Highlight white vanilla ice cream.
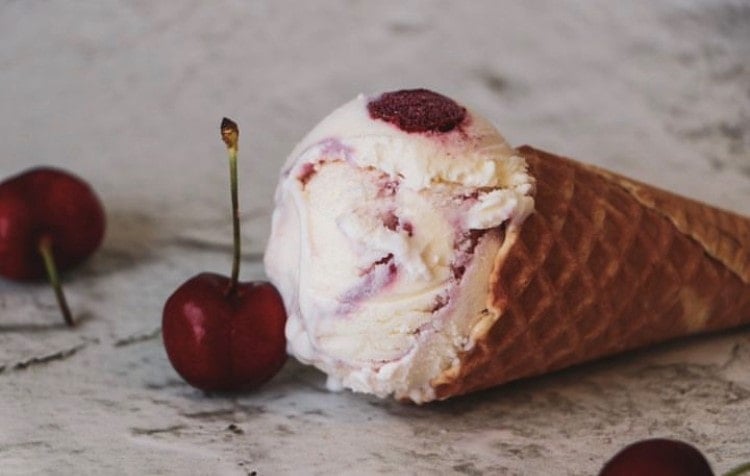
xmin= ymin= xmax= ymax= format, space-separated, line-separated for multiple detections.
xmin=264 ymin=89 xmax=535 ymax=402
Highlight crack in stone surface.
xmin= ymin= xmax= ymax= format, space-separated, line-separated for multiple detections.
xmin=181 ymin=403 xmax=265 ymax=421
xmin=130 ymin=424 xmax=187 ymax=436
xmin=182 ymin=408 xmax=237 ymax=420
xmin=10 ymin=342 xmax=90 ymax=372
xmin=114 ymin=328 xmax=162 ymax=347
xmin=0 ymin=440 xmax=53 ymax=452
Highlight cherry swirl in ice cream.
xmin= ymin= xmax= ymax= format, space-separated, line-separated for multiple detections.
xmin=264 ymin=89 xmax=534 ymax=402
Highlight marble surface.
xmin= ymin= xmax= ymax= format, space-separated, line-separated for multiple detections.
xmin=1 ymin=1 xmax=749 ymax=474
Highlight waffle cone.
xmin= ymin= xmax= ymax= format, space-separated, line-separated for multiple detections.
xmin=431 ymin=146 xmax=750 ymax=400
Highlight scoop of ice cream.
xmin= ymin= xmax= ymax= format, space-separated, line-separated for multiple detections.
xmin=264 ymin=89 xmax=534 ymax=402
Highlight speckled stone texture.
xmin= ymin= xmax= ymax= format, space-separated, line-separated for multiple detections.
xmin=1 ymin=1 xmax=749 ymax=475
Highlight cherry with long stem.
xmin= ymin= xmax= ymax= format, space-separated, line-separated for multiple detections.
xmin=161 ymin=117 xmax=287 ymax=392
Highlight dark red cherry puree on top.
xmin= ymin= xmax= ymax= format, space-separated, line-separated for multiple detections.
xmin=367 ymin=89 xmax=467 ymax=133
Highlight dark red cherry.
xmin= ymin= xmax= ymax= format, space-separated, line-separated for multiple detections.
xmin=0 ymin=167 xmax=105 ymax=326
xmin=161 ymin=118 xmax=287 ymax=391
xmin=162 ymin=273 xmax=287 ymax=391
xmin=599 ymin=438 xmax=714 ymax=476
xmin=0 ymin=167 xmax=105 ymax=280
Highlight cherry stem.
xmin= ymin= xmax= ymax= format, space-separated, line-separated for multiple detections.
xmin=724 ymin=462 xmax=750 ymax=476
xmin=38 ymin=236 xmax=74 ymax=327
xmin=221 ymin=117 xmax=241 ymax=294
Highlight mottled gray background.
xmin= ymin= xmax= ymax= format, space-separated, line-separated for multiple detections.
xmin=1 ymin=1 xmax=749 ymax=475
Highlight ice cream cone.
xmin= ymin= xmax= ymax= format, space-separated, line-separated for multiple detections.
xmin=432 ymin=146 xmax=750 ymax=400
xmin=265 ymin=89 xmax=750 ymax=403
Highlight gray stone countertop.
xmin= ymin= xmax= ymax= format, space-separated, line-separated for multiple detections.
xmin=1 ymin=1 xmax=749 ymax=474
